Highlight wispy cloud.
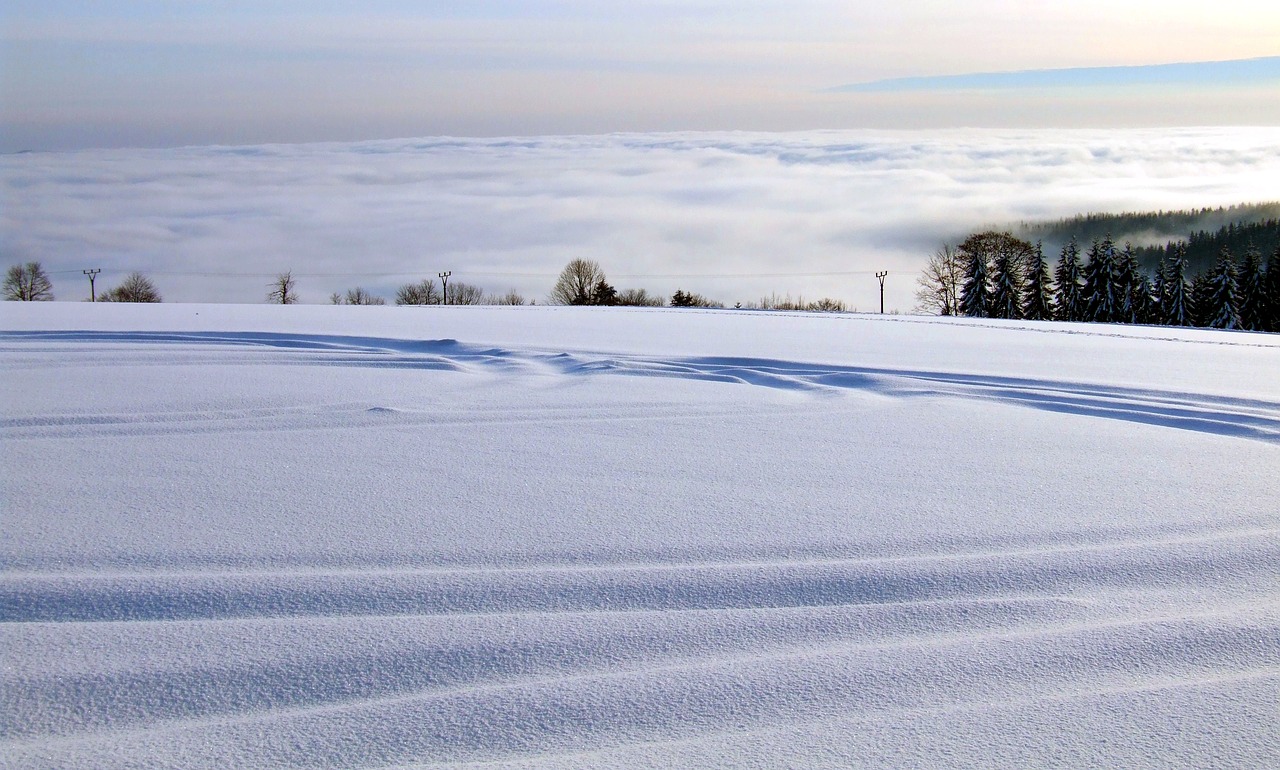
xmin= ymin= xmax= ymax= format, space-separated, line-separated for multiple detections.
xmin=3 ymin=128 xmax=1278 ymax=311
xmin=831 ymin=57 xmax=1280 ymax=93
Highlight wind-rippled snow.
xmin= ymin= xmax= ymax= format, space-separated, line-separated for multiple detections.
xmin=2 ymin=304 xmax=1278 ymax=769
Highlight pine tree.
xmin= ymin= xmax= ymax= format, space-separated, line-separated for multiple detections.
xmin=1132 ymin=273 xmax=1156 ymax=324
xmin=1205 ymin=247 xmax=1241 ymax=330
xmin=959 ymin=249 xmax=992 ymax=318
xmin=989 ymin=248 xmax=1025 ymax=320
xmin=1160 ymin=244 xmax=1191 ymax=326
xmin=591 ymin=279 xmax=618 ymax=306
xmin=1263 ymin=245 xmax=1280 ymax=332
xmin=1023 ymin=242 xmax=1054 ymax=321
xmin=1054 ymin=238 xmax=1084 ymax=321
xmin=1115 ymin=244 xmax=1142 ymax=323
xmin=1082 ymin=236 xmax=1119 ymax=323
xmin=1189 ymin=271 xmax=1213 ymax=327
xmin=956 ymin=231 xmax=1037 ymax=319
xmin=1236 ymin=245 xmax=1266 ymax=331
xmin=1151 ymin=256 xmax=1167 ymax=324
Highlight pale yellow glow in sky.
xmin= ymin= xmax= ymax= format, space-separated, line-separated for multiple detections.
xmin=2 ymin=1 xmax=1278 ymax=149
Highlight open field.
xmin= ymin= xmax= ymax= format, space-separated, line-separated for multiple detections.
xmin=2 ymin=303 xmax=1278 ymax=768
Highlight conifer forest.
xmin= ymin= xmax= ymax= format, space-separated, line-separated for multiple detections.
xmin=920 ymin=206 xmax=1280 ymax=332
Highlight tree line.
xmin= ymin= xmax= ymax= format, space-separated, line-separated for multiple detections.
xmin=1017 ymin=203 xmax=1280 ymax=270
xmin=545 ymin=258 xmax=854 ymax=310
xmin=4 ymin=260 xmax=736 ymax=309
xmin=1131 ymin=219 xmax=1280 ymax=277
xmin=4 ymin=264 xmax=162 ymax=302
xmin=546 ymin=258 xmax=722 ymax=308
xmin=2 ymin=265 xmax=515 ymax=307
xmin=323 ymin=278 xmax=524 ymax=307
xmin=286 ymin=260 xmax=729 ymax=308
xmin=917 ymin=230 xmax=1280 ymax=331
xmin=4 ymin=257 xmax=850 ymax=312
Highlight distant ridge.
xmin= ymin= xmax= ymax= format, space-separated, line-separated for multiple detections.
xmin=830 ymin=56 xmax=1280 ymax=93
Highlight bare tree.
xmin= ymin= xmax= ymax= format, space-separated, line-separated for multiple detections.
xmin=485 ymin=289 xmax=527 ymax=305
xmin=267 ymin=271 xmax=299 ymax=304
xmin=915 ymin=245 xmax=963 ymax=316
xmin=444 ymin=281 xmax=485 ymax=305
xmin=747 ymin=293 xmax=806 ymax=311
xmin=549 ymin=259 xmax=605 ymax=305
xmin=616 ymin=288 xmax=665 ymax=307
xmin=4 ymin=262 xmax=54 ymax=301
xmin=339 ymin=287 xmax=386 ymax=305
xmin=100 ymin=272 xmax=161 ymax=302
xmin=395 ymin=278 xmax=441 ymax=305
xmin=807 ymin=297 xmax=847 ymax=312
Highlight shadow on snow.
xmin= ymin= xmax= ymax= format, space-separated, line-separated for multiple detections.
xmin=4 ymin=330 xmax=1278 ymax=444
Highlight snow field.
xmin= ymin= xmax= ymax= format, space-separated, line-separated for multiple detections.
xmin=2 ymin=303 xmax=1278 ymax=768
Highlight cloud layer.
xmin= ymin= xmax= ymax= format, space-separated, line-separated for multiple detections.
xmin=3 ymin=128 xmax=1279 ymax=311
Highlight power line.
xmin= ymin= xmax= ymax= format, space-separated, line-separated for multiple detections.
xmin=82 ymin=268 xmax=101 ymax=302
xmin=612 ymin=271 xmax=884 ymax=279
xmin=438 ymin=271 xmax=451 ymax=304
xmin=47 ymin=268 xmax=888 ymax=280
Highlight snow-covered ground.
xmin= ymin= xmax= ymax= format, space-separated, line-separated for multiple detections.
xmin=3 ymin=303 xmax=1278 ymax=769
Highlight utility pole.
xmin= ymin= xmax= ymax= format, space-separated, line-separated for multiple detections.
xmin=83 ymin=269 xmax=101 ymax=302
xmin=875 ymin=271 xmax=888 ymax=314
xmin=438 ymin=271 xmax=451 ymax=305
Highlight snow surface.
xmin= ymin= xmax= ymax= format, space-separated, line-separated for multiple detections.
xmin=2 ymin=303 xmax=1278 ymax=769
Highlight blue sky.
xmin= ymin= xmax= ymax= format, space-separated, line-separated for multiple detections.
xmin=2 ymin=1 xmax=1279 ymax=150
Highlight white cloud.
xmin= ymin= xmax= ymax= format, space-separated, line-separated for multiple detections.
xmin=3 ymin=127 xmax=1278 ymax=311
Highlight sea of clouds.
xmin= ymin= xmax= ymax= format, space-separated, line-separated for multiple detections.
xmin=3 ymin=127 xmax=1278 ymax=310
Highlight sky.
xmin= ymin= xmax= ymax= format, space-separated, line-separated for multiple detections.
xmin=2 ymin=1 xmax=1279 ymax=151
